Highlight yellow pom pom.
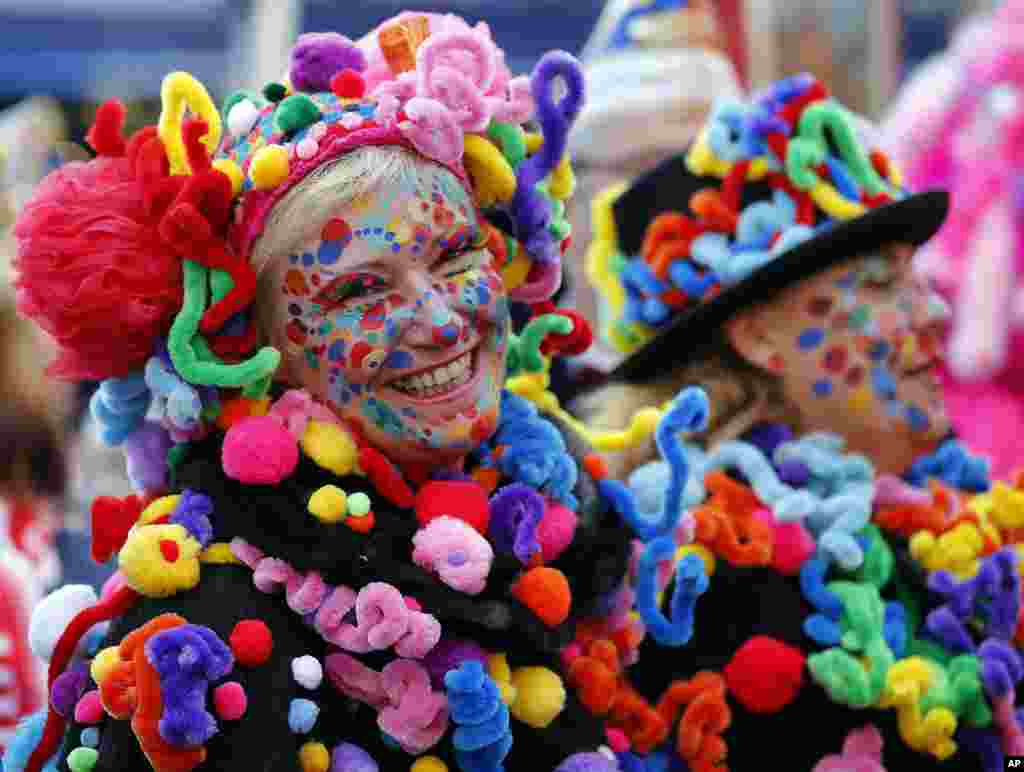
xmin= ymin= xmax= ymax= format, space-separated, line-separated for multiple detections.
xmin=308 ymin=485 xmax=348 ymax=524
xmin=90 ymin=646 xmax=122 ymax=685
xmin=139 ymin=495 xmax=181 ymax=526
xmin=213 ymin=158 xmax=244 ymax=196
xmin=302 ymin=421 xmax=359 ymax=476
xmin=118 ymin=524 xmax=202 ymax=598
xmin=487 ymin=654 xmax=517 ymax=705
xmin=249 ymin=144 xmax=290 ymax=190
xmin=298 ymin=742 xmax=330 ymax=772
xmin=200 ymin=542 xmax=240 ymax=564
xmin=509 ymin=667 xmax=566 ymax=729
xmin=411 ymin=757 xmax=448 ymax=772
xmin=501 ymin=251 xmax=531 ymax=291
xmin=987 ymin=483 xmax=1024 ymax=530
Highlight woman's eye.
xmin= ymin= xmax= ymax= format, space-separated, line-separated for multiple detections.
xmin=314 ymin=275 xmax=388 ymax=309
xmin=433 ymin=249 xmax=483 ymax=278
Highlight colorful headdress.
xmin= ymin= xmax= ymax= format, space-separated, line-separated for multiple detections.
xmin=587 ymin=74 xmax=948 ymax=381
xmin=13 ymin=13 xmax=583 ymax=484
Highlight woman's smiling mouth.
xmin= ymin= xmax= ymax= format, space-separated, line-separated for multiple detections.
xmin=386 ymin=346 xmax=481 ymax=403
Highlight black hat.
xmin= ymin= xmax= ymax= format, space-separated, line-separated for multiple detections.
xmin=586 ymin=74 xmax=949 ymax=383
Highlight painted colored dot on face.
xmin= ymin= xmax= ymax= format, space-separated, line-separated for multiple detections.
xmin=868 ymin=340 xmax=891 ymax=361
xmin=906 ymin=405 xmax=930 ymax=432
xmin=807 ymin=296 xmax=834 ymax=318
xmin=301 ymin=252 xmax=315 ymax=267
xmin=318 ymin=241 xmax=343 ymax=265
xmin=822 ymin=346 xmax=848 ymax=373
xmin=384 ymin=350 xmax=413 ymax=369
xmin=846 ymin=366 xmax=865 ymax=387
xmin=327 ymin=341 xmax=345 ymax=362
xmin=848 ymin=305 xmax=872 ymax=331
xmin=798 ymin=328 xmax=826 ymax=351
xmin=812 ymin=379 xmax=834 ymax=398
xmin=871 ymin=366 xmax=897 ymax=400
xmin=322 ymin=218 xmax=351 ymax=242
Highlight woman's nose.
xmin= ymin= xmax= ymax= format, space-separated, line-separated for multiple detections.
xmin=401 ymin=281 xmax=465 ymax=349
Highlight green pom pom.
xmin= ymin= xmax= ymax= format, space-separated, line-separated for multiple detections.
xmin=263 ymin=82 xmax=288 ymax=103
xmin=223 ymin=90 xmax=263 ymax=121
xmin=67 ymin=746 xmax=99 ymax=772
xmin=275 ymin=95 xmax=322 ymax=135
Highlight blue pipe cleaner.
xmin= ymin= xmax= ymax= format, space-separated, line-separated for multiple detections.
xmin=1 ymin=711 xmax=59 ymax=772
xmin=800 ymin=554 xmax=844 ymax=646
xmin=636 ymin=543 xmax=707 ymax=647
xmin=904 ymin=438 xmax=991 ymax=492
xmin=445 ymin=661 xmax=513 ymax=772
xmin=89 ymin=372 xmax=151 ymax=445
xmin=146 ymin=354 xmax=203 ymax=432
xmin=490 ymin=392 xmax=578 ymax=508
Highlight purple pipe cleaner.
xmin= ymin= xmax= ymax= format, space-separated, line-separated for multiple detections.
xmin=145 ymin=624 xmax=233 ymax=748
xmin=510 ymin=51 xmax=584 ymax=266
xmin=123 ymin=421 xmax=173 ymax=493
xmin=421 ymin=638 xmax=488 ymax=690
xmin=169 ymin=489 xmax=215 ymax=547
xmin=488 ymin=483 xmax=545 ymax=564
xmin=979 ymin=638 xmax=1024 ymax=698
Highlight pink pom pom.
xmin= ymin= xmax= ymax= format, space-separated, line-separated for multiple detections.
xmin=213 ymin=681 xmax=248 ymax=721
xmin=412 ymin=516 xmax=493 ymax=595
xmin=606 ymin=728 xmax=630 ymax=754
xmin=753 ymin=509 xmax=815 ymax=576
xmin=222 ymin=415 xmax=299 ymax=484
xmin=537 ymin=500 xmax=578 ymax=563
xmin=74 ymin=690 xmax=104 ymax=724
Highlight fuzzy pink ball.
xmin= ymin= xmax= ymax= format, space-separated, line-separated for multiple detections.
xmin=537 ymin=500 xmax=578 ymax=563
xmin=222 ymin=415 xmax=299 ymax=484
xmin=213 ymin=681 xmax=248 ymax=721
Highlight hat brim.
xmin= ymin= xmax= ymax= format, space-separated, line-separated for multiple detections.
xmin=609 ymin=189 xmax=949 ymax=383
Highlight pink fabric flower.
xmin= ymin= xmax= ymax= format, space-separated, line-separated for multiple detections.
xmin=412 ymin=516 xmax=493 ymax=595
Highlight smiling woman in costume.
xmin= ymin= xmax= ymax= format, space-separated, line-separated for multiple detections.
xmin=567 ymin=75 xmax=1020 ymax=771
xmin=3 ymin=14 xmax=632 ymax=772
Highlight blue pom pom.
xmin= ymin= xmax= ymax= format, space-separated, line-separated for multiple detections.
xmin=80 ymin=727 xmax=101 ymax=748
xmin=288 ymin=698 xmax=320 ymax=734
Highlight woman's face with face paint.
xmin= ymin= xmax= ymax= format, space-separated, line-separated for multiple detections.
xmin=736 ymin=243 xmax=951 ymax=474
xmin=267 ymin=159 xmax=510 ymax=467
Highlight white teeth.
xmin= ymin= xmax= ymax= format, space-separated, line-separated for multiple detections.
xmin=391 ymin=352 xmax=473 ymax=397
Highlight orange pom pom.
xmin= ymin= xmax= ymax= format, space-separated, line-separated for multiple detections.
xmin=512 ymin=567 xmax=571 ymax=627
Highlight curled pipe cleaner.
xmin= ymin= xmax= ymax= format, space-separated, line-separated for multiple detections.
xmin=636 ymin=545 xmax=708 ymax=647
xmin=145 ymin=355 xmax=202 ymax=433
xmin=89 ymin=373 xmax=151 ymax=445
xmin=598 ymin=386 xmax=711 ymax=542
xmin=801 ymin=554 xmax=845 ymax=646
xmin=506 ymin=314 xmax=573 ymax=376
xmin=167 ymin=260 xmax=280 ymax=393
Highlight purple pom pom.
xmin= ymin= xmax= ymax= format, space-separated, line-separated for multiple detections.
xmin=488 ymin=483 xmax=545 ymax=564
xmin=169 ymin=489 xmax=215 ymax=547
xmin=421 ymin=638 xmax=488 ymax=689
xmin=331 ymin=742 xmax=379 ymax=772
xmin=51 ymin=663 xmax=90 ymax=718
xmin=777 ymin=459 xmax=811 ymax=487
xmin=289 ymin=32 xmax=367 ymax=93
xmin=124 ymin=421 xmax=173 ymax=493
xmin=744 ymin=423 xmax=793 ymax=456
xmin=555 ymin=753 xmax=619 ymax=772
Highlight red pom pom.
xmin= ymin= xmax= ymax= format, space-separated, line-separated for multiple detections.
xmin=90 ymin=495 xmax=147 ymax=563
xmin=86 ymin=100 xmax=127 ymax=158
xmin=331 ymin=69 xmax=366 ymax=99
xmin=13 ymin=154 xmax=184 ymax=381
xmin=213 ymin=681 xmax=248 ymax=721
xmin=723 ymin=636 xmax=805 ymax=713
xmin=414 ymin=480 xmax=490 ymax=533
xmin=230 ymin=620 xmax=274 ymax=667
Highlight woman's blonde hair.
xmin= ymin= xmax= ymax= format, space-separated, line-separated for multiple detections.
xmin=573 ymin=329 xmax=788 ymax=479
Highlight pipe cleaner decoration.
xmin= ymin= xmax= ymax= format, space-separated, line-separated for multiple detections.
xmin=586 ymin=73 xmax=906 ymax=354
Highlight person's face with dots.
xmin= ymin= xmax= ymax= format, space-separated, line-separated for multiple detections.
xmin=268 ymin=160 xmax=510 ymax=468
xmin=730 ymin=243 xmax=952 ymax=474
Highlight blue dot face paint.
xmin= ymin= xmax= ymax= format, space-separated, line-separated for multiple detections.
xmin=777 ymin=248 xmax=950 ymax=444
xmin=270 ymin=158 xmax=509 ymax=466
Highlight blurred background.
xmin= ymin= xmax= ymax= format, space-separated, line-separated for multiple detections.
xmin=0 ymin=0 xmax=1016 ymax=748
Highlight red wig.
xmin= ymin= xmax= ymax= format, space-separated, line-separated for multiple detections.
xmin=13 ymin=153 xmax=184 ymax=381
